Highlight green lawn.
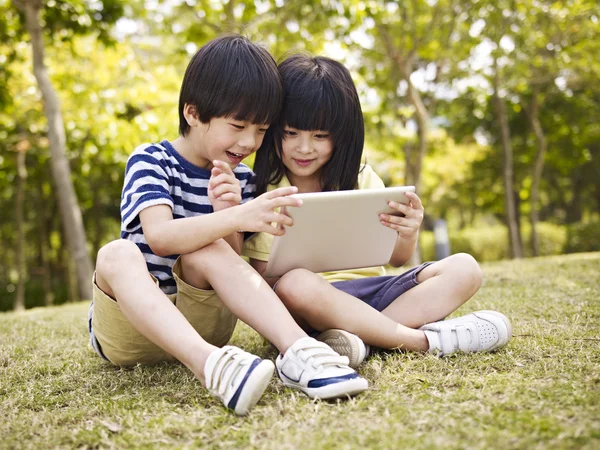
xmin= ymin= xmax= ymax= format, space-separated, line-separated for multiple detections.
xmin=1 ymin=253 xmax=599 ymax=449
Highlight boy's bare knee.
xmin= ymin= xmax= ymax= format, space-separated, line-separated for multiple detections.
xmin=95 ymin=240 xmax=143 ymax=297
xmin=96 ymin=240 xmax=142 ymax=277
xmin=180 ymin=239 xmax=234 ymax=271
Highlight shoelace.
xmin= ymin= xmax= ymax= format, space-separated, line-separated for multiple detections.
xmin=206 ymin=347 xmax=254 ymax=397
xmin=295 ymin=340 xmax=350 ymax=370
xmin=440 ymin=323 xmax=479 ymax=354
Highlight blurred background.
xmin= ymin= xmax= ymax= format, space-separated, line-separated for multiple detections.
xmin=1 ymin=0 xmax=599 ymax=311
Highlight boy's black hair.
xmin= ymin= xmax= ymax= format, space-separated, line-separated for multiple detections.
xmin=178 ymin=35 xmax=283 ymax=135
xmin=254 ymin=54 xmax=365 ymax=195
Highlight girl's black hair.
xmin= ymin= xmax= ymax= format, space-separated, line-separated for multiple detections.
xmin=178 ymin=35 xmax=283 ymax=135
xmin=254 ymin=54 xmax=365 ymax=195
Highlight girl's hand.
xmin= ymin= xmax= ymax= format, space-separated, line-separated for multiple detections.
xmin=208 ymin=160 xmax=242 ymax=211
xmin=236 ymin=187 xmax=303 ymax=235
xmin=379 ymin=191 xmax=424 ymax=239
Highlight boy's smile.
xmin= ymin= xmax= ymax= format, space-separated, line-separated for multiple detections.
xmin=175 ymin=107 xmax=269 ymax=170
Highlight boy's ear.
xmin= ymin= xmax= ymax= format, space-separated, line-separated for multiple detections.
xmin=183 ymin=104 xmax=200 ymax=127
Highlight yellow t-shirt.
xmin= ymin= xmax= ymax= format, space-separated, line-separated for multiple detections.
xmin=243 ymin=164 xmax=387 ymax=283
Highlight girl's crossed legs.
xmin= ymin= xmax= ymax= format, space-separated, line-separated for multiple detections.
xmin=274 ymin=253 xmax=510 ymax=359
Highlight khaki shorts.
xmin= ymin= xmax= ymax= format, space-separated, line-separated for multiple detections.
xmin=89 ymin=258 xmax=238 ymax=366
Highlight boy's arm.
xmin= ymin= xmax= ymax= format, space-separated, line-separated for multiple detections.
xmin=140 ymin=187 xmax=302 ymax=257
xmin=380 ymin=191 xmax=424 ymax=267
xmin=207 ymin=161 xmax=246 ymax=254
xmin=140 ymin=204 xmax=242 ymax=257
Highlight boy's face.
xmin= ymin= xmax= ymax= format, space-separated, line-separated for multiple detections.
xmin=191 ymin=114 xmax=270 ymax=168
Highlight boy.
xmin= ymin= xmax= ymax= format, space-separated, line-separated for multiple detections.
xmin=89 ymin=36 xmax=367 ymax=416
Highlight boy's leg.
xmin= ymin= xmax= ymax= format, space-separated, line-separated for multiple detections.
xmin=178 ymin=239 xmax=308 ymax=353
xmin=94 ymin=239 xmax=276 ymax=415
xmin=95 ymin=239 xmax=218 ymax=381
xmin=177 ymin=239 xmax=368 ymax=399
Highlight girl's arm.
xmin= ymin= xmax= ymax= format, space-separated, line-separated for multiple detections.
xmin=379 ymin=191 xmax=425 ymax=267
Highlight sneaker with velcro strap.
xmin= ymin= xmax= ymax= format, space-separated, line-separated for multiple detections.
xmin=204 ymin=345 xmax=274 ymax=415
xmin=276 ymin=337 xmax=368 ymax=399
xmin=419 ymin=310 xmax=512 ymax=356
xmin=315 ymin=329 xmax=370 ymax=369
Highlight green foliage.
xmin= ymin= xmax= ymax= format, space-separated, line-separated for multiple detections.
xmin=421 ymin=222 xmax=570 ymax=263
xmin=2 ymin=0 xmax=600 ymax=309
xmin=565 ymin=219 xmax=600 ymax=253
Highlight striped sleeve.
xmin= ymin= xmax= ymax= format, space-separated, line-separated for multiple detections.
xmin=120 ymin=147 xmax=174 ymax=232
xmin=236 ymin=166 xmax=256 ymax=205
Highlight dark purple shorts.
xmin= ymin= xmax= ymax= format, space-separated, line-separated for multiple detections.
xmin=331 ymin=262 xmax=434 ymax=312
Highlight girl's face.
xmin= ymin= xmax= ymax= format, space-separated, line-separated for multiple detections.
xmin=281 ymin=126 xmax=333 ymax=186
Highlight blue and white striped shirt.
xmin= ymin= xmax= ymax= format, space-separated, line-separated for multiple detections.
xmin=120 ymin=140 xmax=256 ymax=293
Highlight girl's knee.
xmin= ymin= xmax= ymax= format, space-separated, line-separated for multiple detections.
xmin=276 ymin=269 xmax=322 ymax=308
xmin=448 ymin=253 xmax=482 ymax=291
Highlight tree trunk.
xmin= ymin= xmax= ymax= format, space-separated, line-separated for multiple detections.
xmin=403 ymin=71 xmax=429 ymax=195
xmin=525 ymin=85 xmax=547 ymax=257
xmin=21 ymin=0 xmax=93 ymax=300
xmin=15 ymin=149 xmax=27 ymax=311
xmin=39 ymin=202 xmax=54 ymax=306
xmin=492 ymin=58 xmax=523 ymax=259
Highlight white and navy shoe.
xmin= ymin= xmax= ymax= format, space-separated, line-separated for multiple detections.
xmin=315 ymin=329 xmax=370 ymax=369
xmin=276 ymin=337 xmax=368 ymax=399
xmin=420 ymin=310 xmax=512 ymax=356
xmin=204 ymin=346 xmax=274 ymax=415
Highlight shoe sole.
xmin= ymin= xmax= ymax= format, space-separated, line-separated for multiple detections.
xmin=316 ymin=329 xmax=366 ymax=369
xmin=281 ymin=376 xmax=369 ymax=400
xmin=233 ymin=360 xmax=275 ymax=415
xmin=472 ymin=310 xmax=512 ymax=351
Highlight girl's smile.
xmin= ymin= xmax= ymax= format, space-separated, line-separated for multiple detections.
xmin=293 ymin=158 xmax=314 ymax=167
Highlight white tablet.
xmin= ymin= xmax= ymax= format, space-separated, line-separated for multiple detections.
xmin=263 ymin=186 xmax=416 ymax=277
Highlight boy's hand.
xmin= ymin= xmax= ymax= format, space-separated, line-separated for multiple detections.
xmin=208 ymin=160 xmax=242 ymax=212
xmin=379 ymin=191 xmax=424 ymax=239
xmin=237 ymin=187 xmax=302 ymax=235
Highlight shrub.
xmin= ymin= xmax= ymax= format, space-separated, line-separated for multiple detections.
xmin=565 ymin=220 xmax=600 ymax=253
xmin=522 ymin=222 xmax=567 ymax=257
xmin=419 ymin=222 xmax=573 ymax=263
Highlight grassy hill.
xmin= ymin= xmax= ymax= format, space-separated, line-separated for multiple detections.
xmin=1 ymin=253 xmax=599 ymax=449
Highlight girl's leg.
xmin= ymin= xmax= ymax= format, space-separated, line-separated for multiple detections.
xmin=381 ymin=253 xmax=483 ymax=328
xmin=178 ymin=239 xmax=307 ymax=353
xmin=275 ymin=269 xmax=429 ymax=351
xmin=95 ymin=239 xmax=217 ymax=384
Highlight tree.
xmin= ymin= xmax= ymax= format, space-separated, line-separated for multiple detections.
xmin=14 ymin=141 xmax=27 ymax=311
xmin=11 ymin=0 xmax=124 ymax=301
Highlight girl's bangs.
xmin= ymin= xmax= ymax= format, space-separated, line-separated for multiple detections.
xmin=282 ymin=81 xmax=345 ymax=134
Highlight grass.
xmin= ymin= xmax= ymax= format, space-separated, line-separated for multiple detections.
xmin=1 ymin=252 xmax=599 ymax=449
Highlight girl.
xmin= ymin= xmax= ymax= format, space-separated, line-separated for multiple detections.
xmin=244 ymin=54 xmax=511 ymax=368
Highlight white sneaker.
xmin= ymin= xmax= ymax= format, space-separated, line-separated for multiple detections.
xmin=420 ymin=310 xmax=512 ymax=356
xmin=204 ymin=346 xmax=274 ymax=415
xmin=276 ymin=337 xmax=368 ymax=399
xmin=315 ymin=329 xmax=370 ymax=369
